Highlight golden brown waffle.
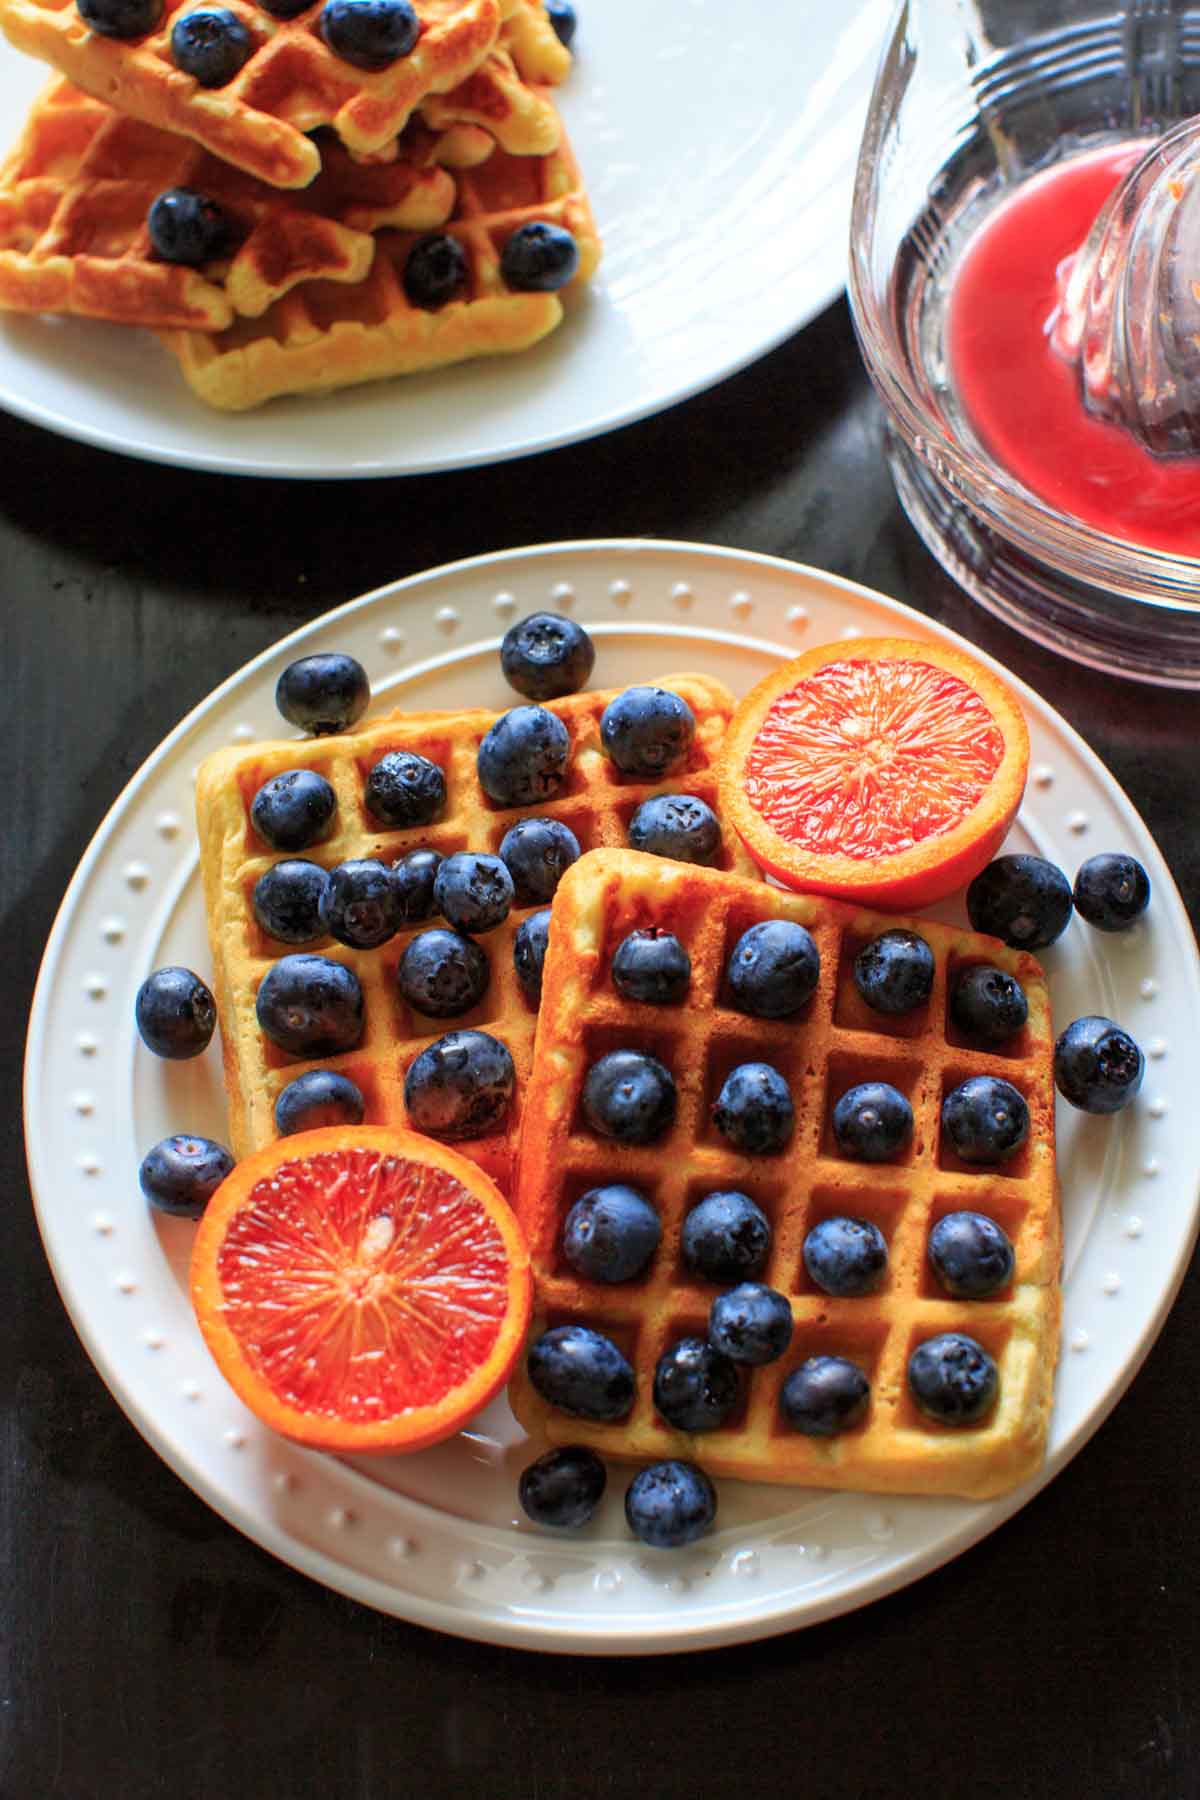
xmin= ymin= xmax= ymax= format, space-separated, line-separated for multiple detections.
xmin=0 ymin=80 xmax=462 ymax=328
xmin=194 ymin=679 xmax=757 ymax=1195
xmin=420 ymin=44 xmax=558 ymax=156
xmin=496 ymin=0 xmax=570 ymax=85
xmin=161 ymin=95 xmax=598 ymax=406
xmin=0 ymin=0 xmax=502 ymax=188
xmin=508 ymin=849 xmax=1062 ymax=1499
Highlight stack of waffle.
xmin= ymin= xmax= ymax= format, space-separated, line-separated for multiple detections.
xmin=0 ymin=0 xmax=599 ymax=406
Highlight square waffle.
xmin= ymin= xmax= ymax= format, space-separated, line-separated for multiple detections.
xmin=507 ymin=849 xmax=1062 ymax=1500
xmin=194 ymin=678 xmax=758 ymax=1194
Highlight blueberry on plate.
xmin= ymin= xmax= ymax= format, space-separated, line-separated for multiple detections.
xmin=500 ymin=221 xmax=580 ymax=292
xmin=780 ymin=1357 xmax=870 ymax=1437
xmin=627 ymin=794 xmax=721 ymax=866
xmin=941 ymin=1075 xmax=1029 ymax=1164
xmin=139 ymin=1134 xmax=233 ymax=1218
xmin=803 ymin=1216 xmax=888 ymax=1297
xmin=477 ymin=704 xmax=571 ymax=807
xmin=255 ymin=953 xmax=364 ymax=1056
xmin=610 ymin=928 xmax=691 ymax=1005
xmin=135 ymin=966 xmax=216 ymax=1059
xmin=433 ymin=852 xmax=514 ymax=933
xmin=403 ymin=1028 xmax=514 ymax=1139
xmin=832 ymin=1081 xmax=913 ymax=1163
xmin=908 ymin=1332 xmax=999 ymax=1425
xmin=652 ymin=1337 xmax=739 ymax=1432
xmin=1073 ymin=852 xmax=1151 ymax=932
xmin=513 ymin=907 xmax=552 ymax=1004
xmin=148 ymin=186 xmax=232 ymax=265
xmin=707 ymin=1283 xmax=793 ymax=1366
xmin=625 ymin=1461 xmax=716 ymax=1549
xmin=680 ymin=1190 xmax=771 ymax=1284
xmin=726 ymin=919 xmax=820 ymax=1018
xmin=390 ymin=847 xmax=443 ymax=924
xmin=562 ymin=1183 xmax=661 ymax=1283
xmin=252 ymin=859 xmax=330 ymax=945
xmin=363 ymin=750 xmax=445 ymax=828
xmin=712 ymin=1062 xmax=794 ymax=1155
xmin=518 ymin=1446 xmax=606 ymax=1529
xmin=1053 ymin=1016 xmax=1144 ymax=1114
xmin=403 ymin=232 xmax=468 ymax=309
xmin=397 ymin=927 xmax=489 ymax=1018
xmin=581 ymin=1049 xmax=676 ymax=1143
xmin=966 ymin=854 xmax=1073 ymax=950
xmin=950 ymin=964 xmax=1028 ymax=1044
xmin=545 ymin=0 xmax=575 ymax=48
xmin=319 ymin=0 xmax=419 ymax=68
xmin=170 ymin=8 xmax=253 ymax=85
xmin=928 ymin=1211 xmax=1015 ymax=1299
xmin=275 ymin=653 xmax=370 ymax=735
xmin=78 ymin=0 xmax=161 ymax=37
xmin=501 ymin=612 xmax=595 ymax=700
xmin=853 ymin=929 xmax=935 ymax=1015
xmin=274 ymin=1069 xmax=365 ymax=1135
xmin=600 ymin=686 xmax=696 ymax=778
xmin=319 ymin=858 xmax=401 ymax=949
xmin=526 ymin=1324 xmax=635 ymax=1421
xmin=498 ymin=816 xmax=580 ymax=905
xmin=250 ymin=768 xmax=336 ymax=852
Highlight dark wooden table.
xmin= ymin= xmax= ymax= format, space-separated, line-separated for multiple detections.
xmin=6 ymin=297 xmax=1199 ymax=1799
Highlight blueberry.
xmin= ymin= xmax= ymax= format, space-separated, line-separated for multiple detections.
xmin=275 ymin=653 xmax=369 ymax=735
xmin=526 ymin=1324 xmax=635 ymax=1421
xmin=600 ymin=686 xmax=696 ymax=778
xmin=501 ymin=612 xmax=595 ymax=700
xmin=727 ymin=919 xmax=820 ymax=1018
xmin=581 ymin=1049 xmax=676 ymax=1143
xmin=250 ymin=768 xmax=336 ymax=852
xmin=513 ymin=907 xmax=552 ymax=1004
xmin=78 ymin=0 xmax=160 ymax=37
xmin=319 ymin=0 xmax=418 ymax=68
xmin=397 ymin=927 xmax=489 ymax=1018
xmin=545 ymin=0 xmax=575 ymax=48
xmin=390 ymin=848 xmax=443 ymax=923
xmin=908 ymin=1332 xmax=999 ymax=1426
xmin=135 ymin=966 xmax=216 ymax=1059
xmin=363 ymin=750 xmax=445 ymax=828
xmin=403 ymin=232 xmax=468 ymax=309
xmin=139 ymin=1134 xmax=233 ymax=1218
xmin=853 ymin=930 xmax=935 ymax=1015
xmin=403 ymin=1029 xmax=514 ymax=1139
xmin=950 ymin=964 xmax=1028 ymax=1044
xmin=966 ymin=854 xmax=1073 ymax=950
xmin=941 ymin=1075 xmax=1029 ymax=1163
xmin=803 ymin=1216 xmax=888 ymax=1297
xmin=562 ymin=1184 xmax=660 ymax=1283
xmin=477 ymin=705 xmax=571 ymax=807
xmin=611 ymin=928 xmax=691 ymax=1005
xmin=831 ymin=1082 xmax=913 ymax=1163
xmin=148 ymin=186 xmax=232 ymax=265
xmin=500 ymin=221 xmax=580 ymax=292
xmin=653 ymin=1337 xmax=739 ymax=1432
xmin=255 ymin=954 xmax=364 ymax=1056
xmin=252 ymin=859 xmax=330 ymax=945
xmin=274 ymin=1069 xmax=365 ymax=1135
xmin=1054 ymin=1016 xmax=1144 ymax=1114
xmin=928 ymin=1212 xmax=1015 ymax=1299
xmin=712 ymin=1062 xmax=794 ymax=1155
xmin=518 ymin=1446 xmax=606 ymax=1529
xmin=707 ymin=1283 xmax=793 ymax=1366
xmin=1073 ymin=852 xmax=1151 ymax=932
xmin=627 ymin=795 xmax=721 ymax=865
xmin=625 ymin=1461 xmax=716 ymax=1549
xmin=680 ymin=1191 xmax=771 ymax=1284
xmin=171 ymin=8 xmax=253 ymax=85
xmin=780 ymin=1357 xmax=870 ymax=1437
xmin=498 ymin=817 xmax=580 ymax=904
xmin=319 ymin=858 xmax=401 ymax=949
xmin=433 ymin=852 xmax=514 ymax=933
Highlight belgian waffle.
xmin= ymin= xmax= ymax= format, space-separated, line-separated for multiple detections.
xmin=508 ymin=849 xmax=1062 ymax=1499
xmin=161 ymin=95 xmax=598 ymax=407
xmin=496 ymin=0 xmax=570 ymax=85
xmin=194 ymin=678 xmax=757 ymax=1195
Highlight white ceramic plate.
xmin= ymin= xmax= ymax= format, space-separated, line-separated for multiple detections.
xmin=0 ymin=1 xmax=887 ymax=477
xmin=25 ymin=541 xmax=1200 ymax=1652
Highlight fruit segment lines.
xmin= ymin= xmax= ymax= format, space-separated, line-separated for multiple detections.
xmin=509 ymin=851 xmax=1062 ymax=1499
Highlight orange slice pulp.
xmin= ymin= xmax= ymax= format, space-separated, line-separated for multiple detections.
xmin=189 ymin=1126 xmax=532 ymax=1453
xmin=718 ymin=637 xmax=1030 ymax=909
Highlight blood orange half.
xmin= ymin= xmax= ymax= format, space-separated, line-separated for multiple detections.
xmin=189 ymin=1126 xmax=532 ymax=1453
xmin=719 ymin=638 xmax=1030 ymax=909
